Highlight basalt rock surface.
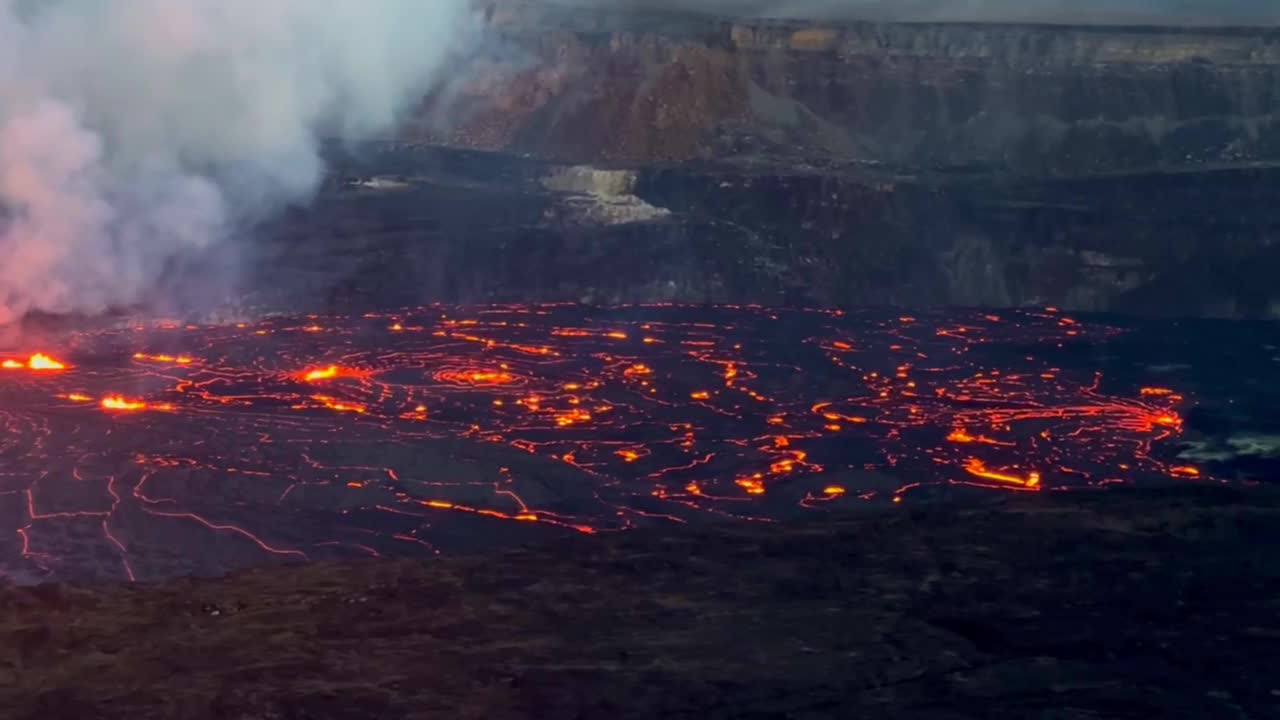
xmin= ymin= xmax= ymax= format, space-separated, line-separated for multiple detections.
xmin=248 ymin=145 xmax=1280 ymax=319
xmin=3 ymin=485 xmax=1278 ymax=719
xmin=240 ymin=2 xmax=1280 ymax=318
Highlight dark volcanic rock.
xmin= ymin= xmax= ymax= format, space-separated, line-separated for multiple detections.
xmin=222 ymin=2 xmax=1280 ymax=319
xmin=2 ymin=486 xmax=1278 ymax=719
xmin=243 ymin=145 xmax=1280 ymax=318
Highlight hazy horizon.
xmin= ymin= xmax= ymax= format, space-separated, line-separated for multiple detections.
xmin=550 ymin=0 xmax=1280 ymax=26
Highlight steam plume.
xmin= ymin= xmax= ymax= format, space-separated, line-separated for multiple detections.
xmin=0 ymin=0 xmax=467 ymax=323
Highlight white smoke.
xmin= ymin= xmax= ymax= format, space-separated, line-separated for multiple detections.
xmin=0 ymin=0 xmax=469 ymax=322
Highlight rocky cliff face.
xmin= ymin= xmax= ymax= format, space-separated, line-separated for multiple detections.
xmin=246 ymin=2 xmax=1280 ymax=318
xmin=425 ymin=1 xmax=1280 ymax=176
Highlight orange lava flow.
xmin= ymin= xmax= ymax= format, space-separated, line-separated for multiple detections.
xmin=101 ymin=396 xmax=147 ymax=411
xmin=305 ymin=366 xmax=339 ymax=381
xmin=301 ymin=365 xmax=364 ymax=382
xmin=310 ymin=395 xmax=366 ymax=414
xmin=134 ymin=353 xmax=193 ymax=365
xmin=434 ymin=367 xmax=521 ymax=386
xmin=963 ymin=458 xmax=1041 ymax=488
xmin=0 ymin=305 xmax=1218 ymax=584
xmin=28 ymin=353 xmax=66 ymax=370
xmin=3 ymin=353 xmax=68 ymax=371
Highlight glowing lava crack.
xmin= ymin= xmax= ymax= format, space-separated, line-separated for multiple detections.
xmin=0 ymin=305 xmax=1207 ymax=584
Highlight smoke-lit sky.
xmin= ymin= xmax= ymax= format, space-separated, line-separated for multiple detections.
xmin=565 ymin=0 xmax=1280 ymax=24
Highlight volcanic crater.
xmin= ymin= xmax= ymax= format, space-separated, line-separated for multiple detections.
xmin=3 ymin=303 xmax=1263 ymax=585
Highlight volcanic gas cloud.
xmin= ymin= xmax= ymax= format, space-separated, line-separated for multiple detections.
xmin=0 ymin=0 xmax=468 ymax=323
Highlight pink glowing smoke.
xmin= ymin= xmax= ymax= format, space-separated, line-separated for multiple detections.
xmin=0 ymin=0 xmax=467 ymax=322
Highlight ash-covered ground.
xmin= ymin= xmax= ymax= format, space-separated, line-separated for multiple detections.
xmin=2 ymin=304 xmax=1275 ymax=585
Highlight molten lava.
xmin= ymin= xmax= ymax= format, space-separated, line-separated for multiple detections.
xmin=134 ymin=353 xmax=192 ymax=365
xmin=27 ymin=353 xmax=65 ymax=370
xmin=435 ymin=367 xmax=521 ymax=386
xmin=0 ymin=304 xmax=1211 ymax=583
xmin=963 ymin=458 xmax=1040 ymax=488
xmin=301 ymin=365 xmax=362 ymax=382
xmin=3 ymin=353 xmax=68 ymax=370
xmin=102 ymin=396 xmax=147 ymax=411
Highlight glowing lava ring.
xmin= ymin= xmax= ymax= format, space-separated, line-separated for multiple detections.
xmin=433 ymin=366 xmax=525 ymax=387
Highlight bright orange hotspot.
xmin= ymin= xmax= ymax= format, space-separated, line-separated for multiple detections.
xmin=27 ymin=353 xmax=66 ymax=370
xmin=303 ymin=366 xmax=342 ymax=382
xmin=102 ymin=396 xmax=146 ymax=411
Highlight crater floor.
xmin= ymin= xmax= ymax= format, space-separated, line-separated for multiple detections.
xmin=3 ymin=304 xmax=1272 ymax=584
xmin=2 ymin=485 xmax=1277 ymax=719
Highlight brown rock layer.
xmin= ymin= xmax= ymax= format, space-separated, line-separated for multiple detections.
xmin=417 ymin=1 xmax=1280 ymax=175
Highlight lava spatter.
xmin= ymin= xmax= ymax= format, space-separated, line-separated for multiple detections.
xmin=300 ymin=365 xmax=363 ymax=382
xmin=3 ymin=353 xmax=69 ymax=371
xmin=102 ymin=396 xmax=148 ymax=411
xmin=0 ymin=305 xmax=1208 ymax=584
